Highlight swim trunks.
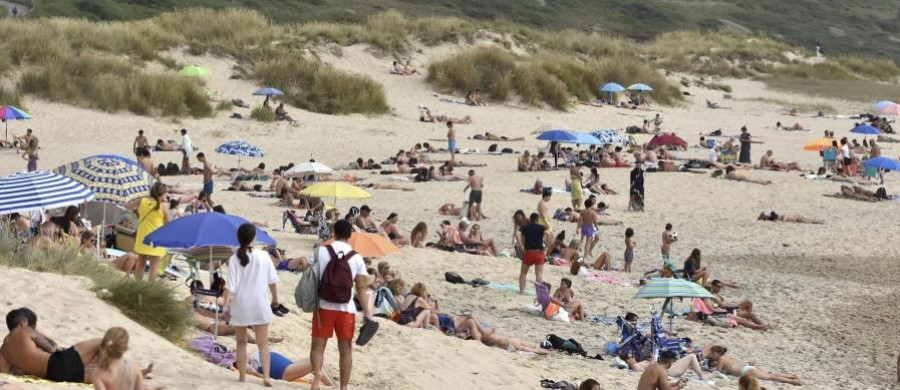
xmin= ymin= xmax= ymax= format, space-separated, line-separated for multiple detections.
xmin=202 ymin=180 xmax=214 ymax=195
xmin=660 ymin=246 xmax=670 ymax=260
xmin=580 ymin=224 xmax=596 ymax=239
xmin=276 ymin=260 xmax=290 ymax=271
xmin=46 ymin=347 xmax=85 ymax=383
xmin=469 ymin=190 xmax=482 ymax=204
xmin=448 ymin=139 xmax=457 ymax=152
xmin=624 ymin=248 xmax=634 ymax=263
xmin=523 ymin=250 xmax=546 ymax=266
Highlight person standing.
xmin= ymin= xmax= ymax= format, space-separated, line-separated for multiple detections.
xmin=537 ymin=189 xmax=553 ymax=234
xmin=463 ymin=169 xmax=484 ymax=220
xmin=19 ymin=129 xmax=38 ymax=172
xmin=652 ymin=114 xmax=663 ymax=132
xmin=310 ymin=220 xmax=372 ymax=390
xmin=661 ymin=223 xmax=675 ymax=260
xmin=197 ymin=153 xmax=214 ymax=206
xmin=224 ymin=223 xmax=279 ymax=387
xmin=127 ymin=182 xmax=168 ymax=281
xmin=133 ymin=129 xmax=148 ymax=157
xmin=578 ymin=199 xmax=599 ymax=257
xmin=738 ymin=126 xmax=752 ymax=164
xmin=569 ymin=166 xmax=583 ymax=210
xmin=180 ymin=129 xmax=192 ymax=175
xmin=446 ymin=121 xmax=456 ymax=164
xmin=840 ymin=138 xmax=851 ymax=173
xmin=517 ymin=213 xmax=550 ymax=294
xmin=629 ymin=156 xmax=645 ymax=211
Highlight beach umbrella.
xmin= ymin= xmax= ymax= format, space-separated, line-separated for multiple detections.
xmin=284 ymin=161 xmax=334 ymax=178
xmin=634 ymin=278 xmax=713 ymax=300
xmin=54 ymin=155 xmax=151 ymax=204
xmin=178 ymin=65 xmax=209 ymax=77
xmin=873 ymin=100 xmax=895 ymax=111
xmin=647 ymin=133 xmax=687 ymax=148
xmin=532 ymin=122 xmax=570 ymax=134
xmin=563 ymin=132 xmax=603 ymax=146
xmin=215 ymin=140 xmax=264 ymax=168
xmin=0 ymin=105 xmax=31 ymax=141
xmin=0 ymin=171 xmax=94 ymax=215
xmin=802 ymin=137 xmax=835 ymax=151
xmin=326 ymin=232 xmax=400 ymax=258
xmin=877 ymin=103 xmax=900 ymax=116
xmin=252 ymin=87 xmax=284 ymax=97
xmin=172 ymin=245 xmax=237 ymax=264
xmin=300 ymin=182 xmax=371 ymax=206
xmin=536 ymin=129 xmax=578 ymax=167
xmin=862 ymin=157 xmax=900 ymax=171
xmin=627 ymin=83 xmax=654 ymax=92
xmin=600 ymin=82 xmax=626 ymax=93
xmin=850 ymin=124 xmax=881 ymax=135
xmin=144 ymin=212 xmax=276 ymax=249
xmin=590 ymin=129 xmax=630 ymax=146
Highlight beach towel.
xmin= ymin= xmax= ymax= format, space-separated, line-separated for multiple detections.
xmin=190 ymin=335 xmax=237 ymax=368
xmin=439 ymin=98 xmax=467 ymax=105
xmin=487 ymin=282 xmax=534 ymax=295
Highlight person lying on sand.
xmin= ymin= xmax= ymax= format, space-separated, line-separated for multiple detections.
xmin=636 ymin=351 xmax=690 ymax=390
xmin=724 ymin=166 xmax=772 ymax=185
xmin=776 ymin=121 xmax=806 ymax=131
xmin=268 ymin=247 xmax=310 ymax=272
xmin=699 ymin=297 xmax=769 ymax=330
xmin=470 ymin=332 xmax=549 ymax=355
xmin=348 ymin=158 xmax=380 ymax=170
xmin=569 ymin=252 xmax=614 ymax=273
xmin=627 ymin=350 xmax=705 ymax=380
xmin=837 ymin=184 xmax=886 ymax=201
xmin=391 ymin=61 xmax=419 ymax=75
xmin=471 ymin=132 xmax=523 ymax=141
xmin=706 ymin=346 xmax=802 ymax=386
xmin=419 ymin=108 xmax=470 ymax=124
xmin=759 ymin=150 xmax=801 ymax=171
xmin=362 ymin=183 xmax=414 ymax=191
xmin=429 ymin=166 xmax=465 ymax=182
xmin=153 ymin=139 xmax=183 ymax=152
xmin=379 ymin=161 xmax=416 ymax=175
xmin=241 ymin=351 xmax=335 ymax=386
xmin=438 ymin=203 xmax=462 ymax=216
xmin=757 ymin=211 xmax=823 ymax=224
xmin=229 ymin=180 xmax=264 ymax=192
xmin=1 ymin=308 xmax=101 ymax=384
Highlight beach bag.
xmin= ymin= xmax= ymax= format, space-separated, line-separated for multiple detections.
xmin=488 ymin=143 xmax=498 ymax=152
xmin=294 ymin=255 xmax=320 ymax=313
xmin=165 ymin=163 xmax=179 ymax=176
xmin=157 ymin=163 xmax=167 ymax=176
xmin=189 ymin=335 xmax=236 ymax=368
xmin=875 ymin=187 xmax=888 ymax=199
xmin=319 ymin=245 xmax=357 ymax=304
xmin=502 ymin=147 xmax=514 ymax=154
xmin=444 ymin=272 xmax=467 ymax=284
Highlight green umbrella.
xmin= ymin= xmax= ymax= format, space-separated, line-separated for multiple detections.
xmin=178 ymin=65 xmax=210 ymax=77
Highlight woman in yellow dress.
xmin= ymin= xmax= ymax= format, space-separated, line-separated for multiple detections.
xmin=126 ymin=182 xmax=169 ymax=281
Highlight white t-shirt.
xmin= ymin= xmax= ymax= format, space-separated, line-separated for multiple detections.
xmin=841 ymin=144 xmax=850 ymax=158
xmin=225 ymin=249 xmax=279 ymax=326
xmin=316 ymin=241 xmax=367 ymax=314
xmin=182 ymin=134 xmax=193 ymax=153
xmin=708 ymin=150 xmax=718 ymax=163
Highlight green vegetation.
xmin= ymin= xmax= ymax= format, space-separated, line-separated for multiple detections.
xmin=249 ymin=106 xmax=274 ymax=122
xmin=0 ymin=237 xmax=191 ymax=342
xmin=762 ymin=78 xmax=900 ymax=104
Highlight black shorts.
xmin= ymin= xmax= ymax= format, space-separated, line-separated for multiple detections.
xmin=843 ymin=157 xmax=852 ymax=165
xmin=469 ymin=190 xmax=483 ymax=204
xmin=47 ymin=347 xmax=85 ymax=383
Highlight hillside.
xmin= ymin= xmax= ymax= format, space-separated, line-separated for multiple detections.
xmin=25 ymin=0 xmax=900 ymax=61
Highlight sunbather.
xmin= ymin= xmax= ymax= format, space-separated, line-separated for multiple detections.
xmin=476 ymin=333 xmax=548 ymax=354
xmin=636 ymin=351 xmax=689 ymax=390
xmin=395 ymin=283 xmax=434 ymax=329
xmin=243 ymin=352 xmax=335 ymax=385
xmin=363 ymin=183 xmax=415 ymax=191
xmin=229 ymin=180 xmax=264 ymax=192
xmin=391 ymin=61 xmax=419 ymax=75
xmin=757 ymin=211 xmax=823 ymax=224
xmin=706 ymin=346 xmax=801 ymax=385
xmin=419 ymin=108 xmax=470 ymax=124
xmin=437 ymin=203 xmax=462 ymax=216
xmin=625 ymin=352 xmax=705 ymax=380
xmin=458 ymin=221 xmax=498 ymax=256
xmin=380 ymin=213 xmax=410 ymax=246
xmin=759 ymin=150 xmax=801 ymax=171
xmin=552 ymin=278 xmax=586 ymax=321
xmin=725 ymin=166 xmax=771 ymax=185
xmin=473 ymin=132 xmax=522 ymax=141
xmin=429 ymin=166 xmax=465 ymax=182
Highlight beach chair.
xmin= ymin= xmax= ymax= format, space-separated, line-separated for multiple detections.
xmin=863 ymin=164 xmax=879 ymax=180
xmin=615 ymin=316 xmax=649 ymax=361
xmin=649 ymin=311 xmax=688 ymax=358
xmin=720 ymin=149 xmax=736 ymax=164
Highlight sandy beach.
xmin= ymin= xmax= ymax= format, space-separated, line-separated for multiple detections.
xmin=1 ymin=41 xmax=899 ymax=390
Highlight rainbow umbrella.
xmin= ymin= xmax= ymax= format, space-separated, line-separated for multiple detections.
xmin=0 ymin=105 xmax=31 ymax=141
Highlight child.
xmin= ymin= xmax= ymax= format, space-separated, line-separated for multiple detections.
xmin=624 ymin=227 xmax=636 ymax=273
xmin=552 ymin=278 xmax=586 ymax=321
xmin=661 ymin=223 xmax=675 ymax=260
xmin=91 ymin=327 xmax=153 ymax=390
xmin=578 ymin=199 xmax=600 ymax=257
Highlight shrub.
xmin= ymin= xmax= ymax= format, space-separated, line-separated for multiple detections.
xmin=427 ymin=46 xmax=517 ymax=102
xmin=834 ymin=56 xmax=900 ymax=81
xmin=774 ymin=61 xmax=857 ymax=80
xmin=253 ymin=56 xmax=389 ymax=115
xmin=0 ymin=238 xmax=191 ymax=342
xmin=250 ymin=106 xmax=275 ymax=122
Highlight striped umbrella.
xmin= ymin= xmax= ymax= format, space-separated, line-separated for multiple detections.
xmin=0 ymin=171 xmax=94 ymax=215
xmin=633 ymin=278 xmax=713 ymax=300
xmin=54 ymin=155 xmax=152 ymax=204
xmin=0 ymin=105 xmax=31 ymax=141
xmin=215 ymin=141 xmax=264 ymax=168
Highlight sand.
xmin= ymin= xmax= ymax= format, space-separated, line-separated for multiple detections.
xmin=1 ymin=41 xmax=899 ymax=390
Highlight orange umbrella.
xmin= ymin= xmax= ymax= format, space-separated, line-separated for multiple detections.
xmin=803 ymin=137 xmax=835 ymax=151
xmin=325 ymin=232 xmax=400 ymax=258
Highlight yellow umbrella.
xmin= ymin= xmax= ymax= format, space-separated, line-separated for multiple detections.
xmin=325 ymin=232 xmax=400 ymax=258
xmin=299 ymin=182 xmax=371 ymax=205
xmin=803 ymin=137 xmax=835 ymax=151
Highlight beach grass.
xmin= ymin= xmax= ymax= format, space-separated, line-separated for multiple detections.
xmin=0 ymin=238 xmax=191 ymax=342
xmin=761 ymin=77 xmax=900 ymax=104
xmin=250 ymin=106 xmax=275 ymax=122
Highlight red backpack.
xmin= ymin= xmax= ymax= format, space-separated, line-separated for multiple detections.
xmin=318 ymin=245 xmax=357 ymax=303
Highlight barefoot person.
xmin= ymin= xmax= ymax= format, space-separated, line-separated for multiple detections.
xmin=197 ymin=153 xmax=215 ymax=205
xmin=446 ymin=121 xmax=457 ymax=164
xmin=757 ymin=211 xmax=823 ymax=224
xmin=126 ymin=182 xmax=169 ymax=282
xmin=1 ymin=308 xmax=101 ymax=384
xmin=626 ymin=351 xmax=705 ymax=380
xmin=578 ymin=199 xmax=599 ymax=257
xmin=517 ymin=213 xmax=550 ymax=294
xmin=726 ymin=165 xmax=772 ymax=185
xmin=463 ymin=169 xmax=485 ymax=220
xmin=636 ymin=351 xmax=688 ymax=390
xmin=224 ymin=224 xmax=279 ymax=387
xmin=537 ymin=189 xmax=554 ymax=234
xmin=310 ymin=220 xmax=373 ymax=390
xmin=133 ymin=130 xmax=148 ymax=157
xmin=706 ymin=346 xmax=802 ymax=385
xmin=661 ymin=223 xmax=675 ymax=260
xmin=180 ymin=129 xmax=193 ymax=175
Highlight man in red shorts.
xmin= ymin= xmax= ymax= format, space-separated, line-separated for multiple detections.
xmin=310 ymin=220 xmax=372 ymax=390
xmin=517 ymin=212 xmax=550 ymax=294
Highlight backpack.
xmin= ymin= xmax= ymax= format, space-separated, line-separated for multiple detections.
xmin=189 ymin=335 xmax=236 ymax=368
xmin=444 ymin=272 xmax=467 ymax=284
xmin=318 ymin=245 xmax=357 ymax=304
xmin=157 ymin=163 xmax=168 ymax=176
xmin=165 ymin=162 xmax=180 ymax=176
xmin=294 ymin=254 xmax=320 ymax=313
xmin=501 ymin=147 xmax=514 ymax=154
xmin=488 ymin=143 xmax=498 ymax=152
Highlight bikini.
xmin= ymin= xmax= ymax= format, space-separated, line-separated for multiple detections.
xmin=396 ymin=296 xmax=423 ymax=325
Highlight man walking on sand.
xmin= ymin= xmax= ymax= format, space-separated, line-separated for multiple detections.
xmin=661 ymin=223 xmax=675 ymax=260
xmin=578 ymin=199 xmax=599 ymax=257
xmin=310 ymin=220 xmax=373 ymax=390
xmin=447 ymin=121 xmax=456 ymax=164
xmin=180 ymin=129 xmax=192 ymax=175
xmin=517 ymin=213 xmax=550 ymax=294
xmin=197 ymin=153 xmax=214 ymax=206
xmin=20 ymin=129 xmax=38 ymax=172
xmin=463 ymin=169 xmax=485 ymax=220
xmin=133 ymin=129 xmax=148 ymax=157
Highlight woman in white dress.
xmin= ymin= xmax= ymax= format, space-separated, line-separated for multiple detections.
xmin=224 ymin=223 xmax=279 ymax=386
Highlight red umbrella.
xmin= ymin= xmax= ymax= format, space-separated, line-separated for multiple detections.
xmin=648 ymin=133 xmax=687 ymax=148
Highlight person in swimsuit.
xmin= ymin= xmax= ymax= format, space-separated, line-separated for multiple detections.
xmin=464 ymin=169 xmax=485 ymax=220
xmin=473 ymin=333 xmax=548 ymax=354
xmin=245 ymin=352 xmax=335 ymax=385
xmin=636 ymin=351 xmax=689 ymax=390
xmin=197 ymin=153 xmax=215 ymax=206
xmin=133 ymin=130 xmax=148 ymax=157
xmin=446 ymin=121 xmax=457 ymax=164
xmin=757 ymin=211 xmax=823 ymax=224
xmin=569 ymin=166 xmax=584 ymax=210
xmin=624 ymin=227 xmax=636 ymax=273
xmin=578 ymin=199 xmax=599 ymax=257
xmin=90 ymin=327 xmax=156 ymax=390
xmin=537 ymin=189 xmax=554 ymax=234
xmin=661 ymin=223 xmax=675 ymax=260
xmin=395 ymin=283 xmax=433 ymax=329
xmin=1 ymin=308 xmax=101 ymax=384
xmin=707 ymin=346 xmax=802 ymax=385
xmin=354 ymin=205 xmax=381 ymax=234
xmin=517 ymin=213 xmax=550 ymax=294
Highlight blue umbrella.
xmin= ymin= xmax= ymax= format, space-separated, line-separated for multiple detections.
xmin=863 ymin=157 xmax=900 ymax=171
xmin=144 ymin=212 xmax=276 ymax=249
xmin=850 ymin=124 xmax=881 ymax=135
xmin=873 ymin=100 xmax=894 ymax=111
xmin=600 ymin=82 xmax=626 ymax=93
xmin=627 ymin=83 xmax=654 ymax=91
xmin=215 ymin=140 xmax=264 ymax=168
xmin=536 ymin=130 xmax=578 ymax=142
xmin=252 ymin=87 xmax=284 ymax=97
xmin=0 ymin=171 xmax=94 ymax=215
xmin=0 ymin=105 xmax=31 ymax=141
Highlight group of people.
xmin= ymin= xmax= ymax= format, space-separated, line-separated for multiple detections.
xmin=1 ymin=128 xmax=39 ymax=172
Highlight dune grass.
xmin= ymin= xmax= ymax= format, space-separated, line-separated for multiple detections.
xmin=250 ymin=106 xmax=274 ymax=122
xmin=762 ymin=77 xmax=900 ymax=104
xmin=0 ymin=237 xmax=191 ymax=342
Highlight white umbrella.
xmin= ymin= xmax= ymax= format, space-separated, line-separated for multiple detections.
xmin=284 ymin=162 xmax=334 ymax=178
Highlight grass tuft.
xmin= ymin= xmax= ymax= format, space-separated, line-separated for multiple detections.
xmin=250 ymin=106 xmax=275 ymax=122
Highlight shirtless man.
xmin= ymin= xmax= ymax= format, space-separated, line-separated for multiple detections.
xmin=463 ymin=170 xmax=485 ymax=220
xmin=518 ymin=151 xmax=533 ymax=172
xmin=636 ymin=351 xmax=688 ymax=390
xmin=757 ymin=211 xmax=824 ymax=224
xmin=578 ymin=199 xmax=599 ymax=257
xmin=428 ymin=166 xmax=465 ymax=182
xmin=759 ymin=150 xmax=801 ymax=171
xmin=537 ymin=189 xmax=554 ymax=235
xmin=446 ymin=122 xmax=457 ymax=164
xmin=661 ymin=223 xmax=675 ymax=260
xmin=482 ymin=132 xmax=523 ymax=141
xmin=136 ymin=149 xmax=158 ymax=180
xmin=133 ymin=130 xmax=148 ymax=157
xmin=725 ymin=165 xmax=772 ymax=185
xmin=380 ymin=213 xmax=409 ymax=246
xmin=706 ymin=345 xmax=802 ymax=386
xmin=1 ymin=308 xmax=101 ymax=384
xmin=355 ymin=205 xmax=380 ymax=234
xmin=457 ymin=220 xmax=498 ymax=256
xmin=196 ymin=153 xmax=215 ymax=205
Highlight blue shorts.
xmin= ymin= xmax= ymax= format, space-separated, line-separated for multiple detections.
xmin=448 ymin=140 xmax=457 ymax=152
xmin=202 ymin=180 xmax=214 ymax=194
xmin=256 ymin=352 xmax=292 ymax=380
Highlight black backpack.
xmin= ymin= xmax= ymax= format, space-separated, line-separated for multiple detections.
xmin=165 ymin=163 xmax=180 ymax=176
xmin=488 ymin=143 xmax=498 ymax=152
xmin=545 ymin=334 xmax=587 ymax=356
xmin=444 ymin=272 xmax=466 ymax=284
xmin=157 ymin=163 xmax=168 ymax=176
xmin=501 ymin=147 xmax=514 ymax=154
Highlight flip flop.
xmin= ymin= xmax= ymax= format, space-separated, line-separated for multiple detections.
xmin=356 ymin=319 xmax=379 ymax=346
